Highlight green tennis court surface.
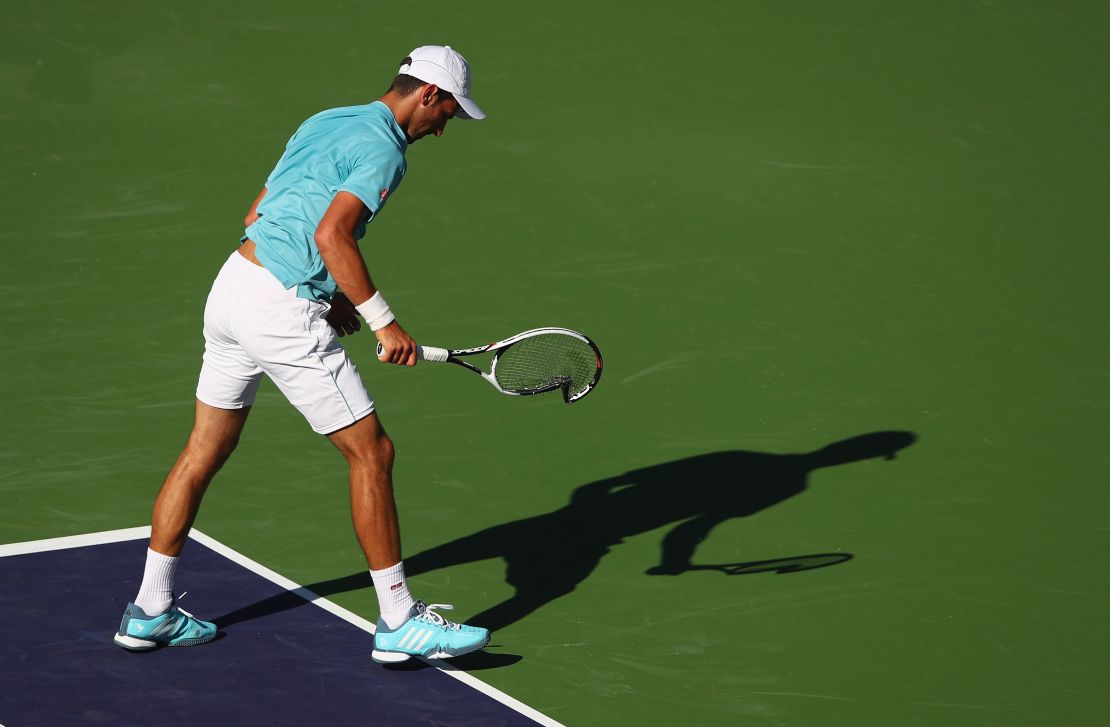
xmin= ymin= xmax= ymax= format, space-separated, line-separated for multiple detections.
xmin=3 ymin=2 xmax=1108 ymax=725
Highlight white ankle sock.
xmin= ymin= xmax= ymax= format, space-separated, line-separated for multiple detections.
xmin=134 ymin=548 xmax=178 ymax=616
xmin=370 ymin=561 xmax=416 ymax=629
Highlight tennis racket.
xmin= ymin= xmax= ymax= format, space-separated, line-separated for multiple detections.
xmin=376 ymin=327 xmax=603 ymax=404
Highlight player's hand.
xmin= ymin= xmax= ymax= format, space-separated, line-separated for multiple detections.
xmin=374 ymin=321 xmax=418 ymax=366
xmin=326 ymin=293 xmax=362 ymax=337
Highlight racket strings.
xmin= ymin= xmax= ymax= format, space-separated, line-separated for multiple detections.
xmin=493 ymin=334 xmax=599 ymax=399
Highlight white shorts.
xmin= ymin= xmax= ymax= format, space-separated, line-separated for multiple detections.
xmin=196 ymin=250 xmax=374 ymax=434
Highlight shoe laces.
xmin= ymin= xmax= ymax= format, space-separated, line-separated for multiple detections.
xmin=415 ymin=601 xmax=462 ymax=631
xmin=171 ymin=591 xmax=197 ymax=619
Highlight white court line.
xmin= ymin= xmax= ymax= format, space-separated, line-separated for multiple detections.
xmin=0 ymin=527 xmax=563 ymax=727
xmin=0 ymin=526 xmax=151 ymax=557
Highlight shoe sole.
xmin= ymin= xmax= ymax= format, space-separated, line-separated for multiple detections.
xmin=370 ymin=648 xmax=413 ymax=664
xmin=114 ymin=633 xmax=159 ymax=651
xmin=113 ymin=632 xmax=217 ymax=651
xmin=371 ymin=634 xmax=491 ymax=664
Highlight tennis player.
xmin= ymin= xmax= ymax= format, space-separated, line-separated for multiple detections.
xmin=113 ymin=46 xmax=490 ymax=664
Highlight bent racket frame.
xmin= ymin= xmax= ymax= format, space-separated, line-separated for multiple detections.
xmin=377 ymin=327 xmax=604 ymax=403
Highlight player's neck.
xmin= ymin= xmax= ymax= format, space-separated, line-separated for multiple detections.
xmin=379 ymin=92 xmax=416 ymax=138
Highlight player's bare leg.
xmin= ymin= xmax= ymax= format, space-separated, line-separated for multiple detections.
xmin=326 ymin=412 xmax=401 ymax=569
xmin=149 ymin=400 xmax=252 ymax=556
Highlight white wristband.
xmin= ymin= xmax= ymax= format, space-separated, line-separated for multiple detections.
xmin=355 ymin=291 xmax=395 ymax=331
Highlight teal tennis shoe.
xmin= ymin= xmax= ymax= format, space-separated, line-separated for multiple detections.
xmin=372 ymin=601 xmax=490 ymax=664
xmin=113 ymin=597 xmax=218 ymax=651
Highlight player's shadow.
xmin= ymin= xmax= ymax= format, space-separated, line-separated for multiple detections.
xmin=215 ymin=431 xmax=915 ymax=642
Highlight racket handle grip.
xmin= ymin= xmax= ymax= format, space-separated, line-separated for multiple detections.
xmin=375 ymin=342 xmax=450 ymax=363
xmin=419 ymin=346 xmax=450 ymax=362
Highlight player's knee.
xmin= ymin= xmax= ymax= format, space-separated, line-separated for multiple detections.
xmin=357 ymin=430 xmax=394 ymax=474
xmin=184 ymin=432 xmax=240 ymax=474
xmin=212 ymin=437 xmax=240 ymax=468
xmin=330 ymin=415 xmax=394 ymax=471
xmin=362 ymin=430 xmax=394 ymax=472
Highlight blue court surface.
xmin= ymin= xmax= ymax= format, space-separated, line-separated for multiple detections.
xmin=0 ymin=530 xmax=555 ymax=727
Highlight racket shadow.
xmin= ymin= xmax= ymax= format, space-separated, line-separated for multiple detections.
xmin=214 ymin=430 xmax=915 ymax=639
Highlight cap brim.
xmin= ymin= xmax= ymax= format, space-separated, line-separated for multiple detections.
xmin=454 ymin=94 xmax=485 ymax=121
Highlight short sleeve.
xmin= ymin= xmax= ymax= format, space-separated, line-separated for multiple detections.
xmin=338 ymin=144 xmax=405 ymax=218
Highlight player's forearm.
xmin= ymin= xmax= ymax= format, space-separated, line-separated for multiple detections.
xmin=314 ymin=190 xmax=384 ymax=308
xmin=315 ymin=230 xmax=377 ymax=305
xmin=318 ymin=232 xmax=401 ymax=336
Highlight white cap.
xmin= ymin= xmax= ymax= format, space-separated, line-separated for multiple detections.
xmin=399 ymin=45 xmax=486 ymax=120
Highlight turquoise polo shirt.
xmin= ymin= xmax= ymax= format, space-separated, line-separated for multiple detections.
xmin=245 ymin=101 xmax=408 ymax=301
